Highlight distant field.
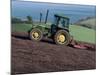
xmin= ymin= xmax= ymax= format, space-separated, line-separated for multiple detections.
xmin=12 ymin=23 xmax=96 ymax=44
xmin=75 ymin=17 xmax=96 ymax=30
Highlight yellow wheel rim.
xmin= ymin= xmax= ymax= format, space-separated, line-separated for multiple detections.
xmin=32 ymin=32 xmax=39 ymax=40
xmin=57 ymin=34 xmax=66 ymax=44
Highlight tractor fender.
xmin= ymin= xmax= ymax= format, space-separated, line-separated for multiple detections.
xmin=28 ymin=26 xmax=44 ymax=36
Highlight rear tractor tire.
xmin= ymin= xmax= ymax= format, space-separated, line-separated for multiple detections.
xmin=54 ymin=30 xmax=70 ymax=45
xmin=30 ymin=28 xmax=43 ymax=41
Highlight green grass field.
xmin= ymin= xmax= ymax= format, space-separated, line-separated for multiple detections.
xmin=12 ymin=23 xmax=96 ymax=44
xmin=12 ymin=23 xmax=32 ymax=32
xmin=69 ymin=25 xmax=96 ymax=44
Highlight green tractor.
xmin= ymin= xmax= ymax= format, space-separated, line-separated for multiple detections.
xmin=29 ymin=10 xmax=71 ymax=45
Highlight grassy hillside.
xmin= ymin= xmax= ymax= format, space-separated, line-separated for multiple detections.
xmin=75 ymin=17 xmax=96 ymax=30
xmin=69 ymin=25 xmax=96 ymax=44
xmin=12 ymin=23 xmax=32 ymax=32
xmin=12 ymin=23 xmax=96 ymax=44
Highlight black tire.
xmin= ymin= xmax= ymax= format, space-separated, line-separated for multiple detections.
xmin=54 ymin=30 xmax=70 ymax=45
xmin=29 ymin=28 xmax=43 ymax=41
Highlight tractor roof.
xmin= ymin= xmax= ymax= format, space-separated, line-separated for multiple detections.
xmin=54 ymin=14 xmax=69 ymax=20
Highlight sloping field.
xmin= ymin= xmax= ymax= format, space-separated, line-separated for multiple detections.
xmin=11 ymin=32 xmax=96 ymax=74
xmin=69 ymin=25 xmax=96 ymax=44
xmin=75 ymin=17 xmax=96 ymax=29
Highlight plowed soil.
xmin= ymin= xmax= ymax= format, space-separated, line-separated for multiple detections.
xmin=11 ymin=32 xmax=96 ymax=75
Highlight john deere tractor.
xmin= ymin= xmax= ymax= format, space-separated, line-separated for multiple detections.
xmin=29 ymin=10 xmax=71 ymax=45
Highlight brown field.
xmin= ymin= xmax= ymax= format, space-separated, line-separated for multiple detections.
xmin=11 ymin=32 xmax=96 ymax=74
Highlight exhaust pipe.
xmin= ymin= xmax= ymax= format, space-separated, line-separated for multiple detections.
xmin=45 ymin=9 xmax=49 ymax=24
xmin=40 ymin=12 xmax=42 ymax=23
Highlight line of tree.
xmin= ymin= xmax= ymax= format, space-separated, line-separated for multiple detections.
xmin=11 ymin=16 xmax=33 ymax=24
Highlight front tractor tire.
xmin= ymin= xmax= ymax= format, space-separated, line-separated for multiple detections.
xmin=54 ymin=30 xmax=70 ymax=45
xmin=30 ymin=28 xmax=43 ymax=41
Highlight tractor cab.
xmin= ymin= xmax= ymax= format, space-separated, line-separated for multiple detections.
xmin=51 ymin=14 xmax=70 ymax=34
xmin=54 ymin=14 xmax=70 ymax=29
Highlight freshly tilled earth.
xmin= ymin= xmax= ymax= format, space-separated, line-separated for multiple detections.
xmin=11 ymin=32 xmax=96 ymax=74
